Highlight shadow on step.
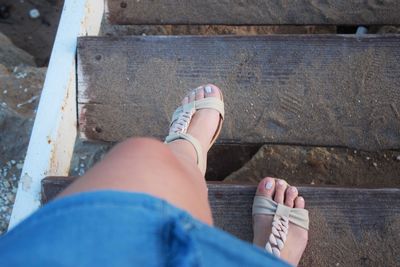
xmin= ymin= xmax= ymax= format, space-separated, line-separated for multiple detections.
xmin=69 ymin=139 xmax=400 ymax=187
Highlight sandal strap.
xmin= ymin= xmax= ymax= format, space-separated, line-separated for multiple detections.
xmin=193 ymin=97 xmax=225 ymax=119
xmin=252 ymin=196 xmax=309 ymax=258
xmin=265 ymin=215 xmax=289 ymax=258
xmin=253 ymin=196 xmax=309 ymax=230
xmin=165 ymin=132 xmax=204 ymax=171
xmin=165 ymin=95 xmax=224 ymax=173
xmin=171 ymin=97 xmax=224 ymax=127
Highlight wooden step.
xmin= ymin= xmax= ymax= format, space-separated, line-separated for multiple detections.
xmin=77 ymin=35 xmax=400 ymax=150
xmin=107 ymin=0 xmax=400 ymax=25
xmin=42 ymin=176 xmax=400 ymax=266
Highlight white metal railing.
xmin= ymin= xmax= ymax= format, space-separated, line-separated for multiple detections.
xmin=8 ymin=0 xmax=104 ymax=229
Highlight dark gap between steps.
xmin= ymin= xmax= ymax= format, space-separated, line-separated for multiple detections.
xmin=69 ymin=139 xmax=400 ymax=187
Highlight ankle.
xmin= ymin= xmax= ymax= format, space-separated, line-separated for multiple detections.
xmin=167 ymin=140 xmax=200 ymax=167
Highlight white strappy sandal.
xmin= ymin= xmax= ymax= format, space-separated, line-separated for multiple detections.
xmin=252 ymin=195 xmax=309 ymax=258
xmin=165 ymin=85 xmax=224 ymax=173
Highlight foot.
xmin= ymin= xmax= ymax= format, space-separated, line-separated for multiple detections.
xmin=168 ymin=84 xmax=223 ymax=173
xmin=253 ymin=177 xmax=308 ymax=266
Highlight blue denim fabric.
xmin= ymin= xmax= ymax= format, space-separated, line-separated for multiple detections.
xmin=0 ymin=191 xmax=290 ymax=267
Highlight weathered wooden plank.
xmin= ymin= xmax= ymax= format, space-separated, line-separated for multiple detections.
xmin=107 ymin=0 xmax=400 ymax=25
xmin=42 ymin=176 xmax=400 ymax=266
xmin=77 ymin=35 xmax=400 ymax=150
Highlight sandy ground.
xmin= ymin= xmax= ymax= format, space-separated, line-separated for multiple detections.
xmin=0 ymin=0 xmax=61 ymax=233
xmin=0 ymin=0 xmax=63 ymax=66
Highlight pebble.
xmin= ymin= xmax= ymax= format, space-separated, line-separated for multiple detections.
xmin=373 ymin=162 xmax=378 ymax=167
xmin=3 ymin=90 xmax=7 ymax=94
xmin=396 ymin=155 xmax=400 ymax=161
xmin=10 ymin=160 xmax=16 ymax=165
xmin=15 ymin=71 xmax=28 ymax=79
xmin=16 ymin=163 xmax=24 ymax=170
xmin=29 ymin=8 xmax=40 ymax=19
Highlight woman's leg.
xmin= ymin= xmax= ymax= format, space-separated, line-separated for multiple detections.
xmin=58 ymin=84 xmax=222 ymax=225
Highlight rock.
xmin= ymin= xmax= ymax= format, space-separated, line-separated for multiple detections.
xmin=0 ymin=104 xmax=33 ymax=162
xmin=0 ymin=64 xmax=46 ymax=116
xmin=0 ymin=32 xmax=35 ymax=70
xmin=377 ymin=26 xmax=400 ymax=34
xmin=224 ymin=145 xmax=400 ymax=187
xmin=70 ymin=139 xmax=112 ymax=177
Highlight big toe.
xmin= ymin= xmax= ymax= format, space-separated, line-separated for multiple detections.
xmin=204 ymin=84 xmax=222 ymax=99
xmin=256 ymin=177 xmax=276 ymax=198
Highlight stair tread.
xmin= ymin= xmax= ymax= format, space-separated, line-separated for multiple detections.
xmin=78 ymin=35 xmax=400 ymax=150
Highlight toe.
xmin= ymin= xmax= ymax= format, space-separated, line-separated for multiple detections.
xmin=188 ymin=89 xmax=196 ymax=103
xmin=294 ymin=196 xmax=305 ymax=209
xmin=204 ymin=84 xmax=222 ymax=99
xmin=256 ymin=177 xmax=276 ymax=198
xmin=195 ymin=86 xmax=205 ymax=101
xmin=284 ymin=186 xmax=298 ymax=208
xmin=274 ymin=179 xmax=287 ymax=204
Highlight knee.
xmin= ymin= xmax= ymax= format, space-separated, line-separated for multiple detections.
xmin=113 ymin=137 xmax=171 ymax=159
xmin=122 ymin=137 xmax=163 ymax=149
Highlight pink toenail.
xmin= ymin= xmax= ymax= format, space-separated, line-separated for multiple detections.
xmin=265 ymin=181 xmax=273 ymax=190
xmin=291 ymin=187 xmax=297 ymax=192
xmin=278 ymin=180 xmax=285 ymax=186
xmin=205 ymin=85 xmax=212 ymax=93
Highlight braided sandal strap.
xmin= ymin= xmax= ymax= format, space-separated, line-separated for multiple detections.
xmin=265 ymin=215 xmax=289 ymax=257
xmin=252 ymin=196 xmax=309 ymax=258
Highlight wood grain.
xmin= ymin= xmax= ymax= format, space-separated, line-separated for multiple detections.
xmin=42 ymin=177 xmax=400 ymax=266
xmin=107 ymin=0 xmax=400 ymax=25
xmin=77 ymin=35 xmax=400 ymax=150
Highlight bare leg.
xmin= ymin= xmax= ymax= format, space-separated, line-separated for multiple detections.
xmin=58 ymin=84 xmax=222 ymax=225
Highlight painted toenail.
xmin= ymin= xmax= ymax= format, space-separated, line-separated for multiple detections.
xmin=278 ymin=180 xmax=285 ymax=186
xmin=290 ymin=187 xmax=297 ymax=192
xmin=265 ymin=181 xmax=273 ymax=190
xmin=205 ymin=85 xmax=212 ymax=93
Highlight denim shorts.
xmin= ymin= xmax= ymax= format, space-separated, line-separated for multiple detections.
xmin=0 ymin=191 xmax=289 ymax=267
